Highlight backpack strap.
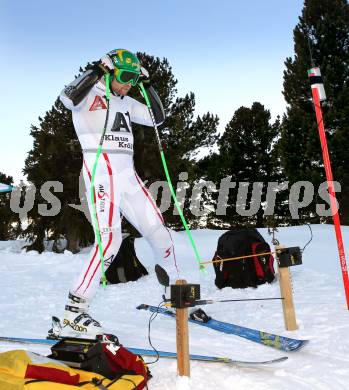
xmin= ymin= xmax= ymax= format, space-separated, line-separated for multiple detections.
xmin=77 ymin=377 xmax=109 ymax=389
xmin=251 ymin=242 xmax=267 ymax=279
xmin=25 ymin=379 xmax=51 ymax=385
xmin=268 ymin=253 xmax=275 ymax=275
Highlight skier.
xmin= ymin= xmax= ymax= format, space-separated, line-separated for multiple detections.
xmin=59 ymin=49 xmax=177 ymax=338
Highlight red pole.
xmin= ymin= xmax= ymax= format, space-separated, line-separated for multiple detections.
xmin=309 ymin=73 xmax=349 ymax=309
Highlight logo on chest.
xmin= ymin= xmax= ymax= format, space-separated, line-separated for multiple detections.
xmin=110 ymin=111 xmax=131 ymax=133
xmin=89 ymin=96 xmax=107 ymax=111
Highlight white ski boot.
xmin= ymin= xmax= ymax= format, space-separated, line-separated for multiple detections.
xmin=59 ymin=292 xmax=104 ymax=339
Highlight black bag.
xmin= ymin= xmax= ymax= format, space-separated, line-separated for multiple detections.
xmin=49 ymin=337 xmax=150 ymax=387
xmin=213 ymin=228 xmax=275 ymax=289
xmin=105 ymin=234 xmax=148 ymax=284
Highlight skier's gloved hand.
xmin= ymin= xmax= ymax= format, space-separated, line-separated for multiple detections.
xmin=98 ymin=54 xmax=115 ymax=80
xmin=97 ymin=61 xmax=113 ymax=76
xmin=100 ymin=54 xmax=115 ymax=72
xmin=138 ymin=66 xmax=150 ymax=86
xmin=88 ymin=60 xmax=113 ymax=80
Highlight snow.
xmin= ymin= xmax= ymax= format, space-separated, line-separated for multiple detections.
xmin=0 ymin=224 xmax=349 ymax=389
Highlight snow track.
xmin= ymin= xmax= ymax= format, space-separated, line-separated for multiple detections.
xmin=0 ymin=225 xmax=348 ymax=389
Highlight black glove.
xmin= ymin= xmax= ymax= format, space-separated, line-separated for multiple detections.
xmin=90 ymin=60 xmax=113 ymax=79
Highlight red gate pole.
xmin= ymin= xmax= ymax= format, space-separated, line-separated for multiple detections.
xmin=308 ymin=67 xmax=349 ymax=309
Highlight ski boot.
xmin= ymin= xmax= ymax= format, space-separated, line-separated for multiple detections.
xmin=48 ymin=292 xmax=104 ymax=340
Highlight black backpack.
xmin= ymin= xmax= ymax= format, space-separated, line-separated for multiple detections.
xmin=213 ymin=229 xmax=275 ymax=289
xmin=105 ymin=234 xmax=148 ymax=284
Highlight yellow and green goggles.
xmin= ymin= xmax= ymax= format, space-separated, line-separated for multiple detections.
xmin=113 ymin=68 xmax=140 ymax=86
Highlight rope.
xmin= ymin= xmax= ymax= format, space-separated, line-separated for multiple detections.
xmin=200 ymin=250 xmax=277 ymax=266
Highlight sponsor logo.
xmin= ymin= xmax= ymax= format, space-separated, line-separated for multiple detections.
xmin=89 ymin=95 xmax=107 ymax=111
xmin=98 ymin=185 xmax=108 ymax=200
xmin=103 ymin=134 xmax=134 ymax=150
xmin=63 ymin=319 xmax=87 ymax=333
xmin=111 ymin=112 xmax=131 ymax=132
xmin=164 ymin=247 xmax=172 ymax=259
xmin=98 ymin=185 xmax=108 ymax=212
xmin=101 ymin=227 xmax=113 ymax=236
xmin=64 ymin=85 xmax=76 ymax=97
xmin=104 ymin=135 xmax=129 ymax=142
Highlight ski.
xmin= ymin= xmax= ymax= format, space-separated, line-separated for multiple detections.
xmin=137 ymin=304 xmax=309 ymax=352
xmin=0 ymin=336 xmax=287 ymax=366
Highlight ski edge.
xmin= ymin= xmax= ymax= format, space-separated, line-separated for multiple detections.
xmin=0 ymin=336 xmax=287 ymax=366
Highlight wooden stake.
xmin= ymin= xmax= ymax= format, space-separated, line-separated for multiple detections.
xmin=175 ymin=280 xmax=190 ymax=377
xmin=276 ymin=245 xmax=298 ymax=331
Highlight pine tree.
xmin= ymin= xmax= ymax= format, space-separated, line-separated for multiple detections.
xmin=129 ymin=53 xmax=219 ymax=228
xmin=0 ymin=173 xmax=20 ymax=240
xmin=23 ymin=98 xmax=92 ymax=252
xmin=201 ymin=103 xmax=281 ymax=227
xmin=279 ymin=0 xmax=349 ymax=222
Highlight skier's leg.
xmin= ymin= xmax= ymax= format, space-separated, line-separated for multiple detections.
xmin=62 ymin=153 xmax=122 ymax=337
xmin=120 ymin=169 xmax=178 ymax=277
xmin=71 ymin=153 xmax=122 ymax=299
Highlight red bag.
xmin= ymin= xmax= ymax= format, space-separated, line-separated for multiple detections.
xmin=48 ymin=338 xmax=150 ymax=389
xmin=102 ymin=343 xmax=150 ymax=388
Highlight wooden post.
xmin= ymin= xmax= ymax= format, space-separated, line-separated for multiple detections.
xmin=276 ymin=245 xmax=298 ymax=331
xmin=175 ymin=280 xmax=190 ymax=377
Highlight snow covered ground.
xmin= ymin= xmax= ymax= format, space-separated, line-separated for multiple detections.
xmin=0 ymin=224 xmax=349 ymax=389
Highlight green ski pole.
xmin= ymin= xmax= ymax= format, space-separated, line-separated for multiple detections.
xmin=90 ymin=73 xmax=111 ymax=288
xmin=138 ymin=82 xmax=205 ymax=272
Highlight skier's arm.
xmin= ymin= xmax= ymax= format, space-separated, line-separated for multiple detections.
xmin=60 ymin=62 xmax=110 ymax=110
xmin=131 ymin=86 xmax=166 ymax=126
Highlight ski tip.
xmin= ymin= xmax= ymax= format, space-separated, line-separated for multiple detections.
xmin=234 ymin=356 xmax=288 ymax=366
xmin=259 ymin=356 xmax=288 ymax=365
xmin=286 ymin=339 xmax=310 ymax=352
xmin=272 ymin=356 xmax=288 ymax=363
xmin=136 ymin=304 xmax=148 ymax=310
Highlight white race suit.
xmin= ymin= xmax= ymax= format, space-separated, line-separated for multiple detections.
xmin=60 ymin=76 xmax=177 ymax=300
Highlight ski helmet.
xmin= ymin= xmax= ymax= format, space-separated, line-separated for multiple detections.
xmin=107 ymin=49 xmax=141 ymax=72
xmin=106 ymin=49 xmax=141 ymax=86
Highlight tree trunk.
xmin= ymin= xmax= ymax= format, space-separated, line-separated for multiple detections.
xmin=66 ymin=228 xmax=80 ymax=254
xmin=25 ymin=230 xmax=45 ymax=253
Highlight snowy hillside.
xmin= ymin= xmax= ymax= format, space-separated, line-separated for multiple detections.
xmin=0 ymin=225 xmax=349 ymax=389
